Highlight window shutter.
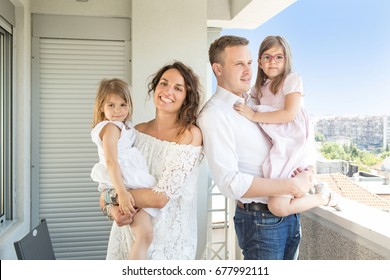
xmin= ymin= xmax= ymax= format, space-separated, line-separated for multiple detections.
xmin=37 ymin=38 xmax=126 ymax=259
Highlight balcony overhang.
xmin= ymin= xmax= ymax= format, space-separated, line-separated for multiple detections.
xmin=207 ymin=0 xmax=297 ymax=29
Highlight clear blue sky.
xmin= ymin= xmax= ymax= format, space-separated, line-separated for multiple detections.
xmin=221 ymin=0 xmax=390 ymax=117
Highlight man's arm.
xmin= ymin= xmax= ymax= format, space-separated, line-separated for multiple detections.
xmin=198 ymin=104 xmax=312 ymax=200
xmin=242 ymin=169 xmax=313 ymax=199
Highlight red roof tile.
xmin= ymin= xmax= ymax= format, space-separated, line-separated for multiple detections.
xmin=317 ymin=173 xmax=390 ymax=211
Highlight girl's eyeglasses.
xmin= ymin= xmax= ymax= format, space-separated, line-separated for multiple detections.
xmin=260 ymin=54 xmax=285 ymax=63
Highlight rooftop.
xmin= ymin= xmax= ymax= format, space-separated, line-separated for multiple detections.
xmin=317 ymin=173 xmax=390 ymax=212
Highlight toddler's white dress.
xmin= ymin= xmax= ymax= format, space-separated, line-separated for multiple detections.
xmin=90 ymin=120 xmax=157 ymax=216
xmin=105 ymin=131 xmax=203 ymax=260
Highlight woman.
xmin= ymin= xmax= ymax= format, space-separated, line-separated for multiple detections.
xmin=100 ymin=61 xmax=203 ymax=260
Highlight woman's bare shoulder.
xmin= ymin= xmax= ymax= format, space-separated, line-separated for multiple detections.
xmin=135 ymin=121 xmax=151 ymax=133
xmin=188 ymin=125 xmax=202 ymax=147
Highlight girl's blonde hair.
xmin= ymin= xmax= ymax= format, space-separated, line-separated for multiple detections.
xmin=92 ymin=78 xmax=133 ymax=128
xmin=254 ymin=36 xmax=293 ymax=98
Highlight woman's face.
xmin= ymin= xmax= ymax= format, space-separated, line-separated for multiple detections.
xmin=154 ymin=68 xmax=187 ymax=114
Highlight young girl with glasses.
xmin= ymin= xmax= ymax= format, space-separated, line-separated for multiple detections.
xmin=234 ymin=35 xmax=341 ymax=216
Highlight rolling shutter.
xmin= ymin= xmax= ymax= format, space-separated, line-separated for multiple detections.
xmin=35 ymin=38 xmax=126 ymax=259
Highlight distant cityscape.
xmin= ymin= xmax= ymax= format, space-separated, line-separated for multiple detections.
xmin=313 ymin=115 xmax=390 ymax=152
xmin=313 ymin=115 xmax=390 ymax=206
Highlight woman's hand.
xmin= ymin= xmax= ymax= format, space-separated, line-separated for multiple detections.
xmin=110 ymin=205 xmax=135 ymax=226
xmin=99 ymin=191 xmax=136 ymax=226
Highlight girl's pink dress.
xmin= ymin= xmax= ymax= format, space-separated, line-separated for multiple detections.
xmin=251 ymin=72 xmax=316 ymax=179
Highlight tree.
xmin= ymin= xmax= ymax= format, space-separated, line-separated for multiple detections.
xmin=319 ymin=142 xmax=382 ymax=171
xmin=315 ymin=132 xmax=326 ymax=142
xmin=320 ymin=142 xmax=348 ymax=160
xmin=381 ymin=151 xmax=390 ymax=159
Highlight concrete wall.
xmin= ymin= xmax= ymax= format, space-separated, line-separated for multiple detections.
xmin=300 ymin=216 xmax=386 ymax=259
xmin=300 ymin=199 xmax=390 ymax=260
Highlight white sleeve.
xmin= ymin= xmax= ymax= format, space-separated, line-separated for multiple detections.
xmin=197 ymin=109 xmax=253 ymax=200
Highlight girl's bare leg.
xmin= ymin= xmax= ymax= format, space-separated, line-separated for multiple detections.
xmin=128 ymin=209 xmax=153 ymax=260
xmin=268 ymin=193 xmax=328 ymax=217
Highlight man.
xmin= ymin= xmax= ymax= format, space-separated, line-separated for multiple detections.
xmin=197 ymin=35 xmax=312 ymax=260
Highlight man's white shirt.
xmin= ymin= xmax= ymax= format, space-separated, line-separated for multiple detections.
xmin=198 ymin=86 xmax=272 ymax=204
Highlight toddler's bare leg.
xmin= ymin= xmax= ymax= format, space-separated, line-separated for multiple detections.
xmin=128 ymin=209 xmax=153 ymax=260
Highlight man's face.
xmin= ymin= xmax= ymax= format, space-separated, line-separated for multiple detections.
xmin=213 ymin=45 xmax=252 ymax=97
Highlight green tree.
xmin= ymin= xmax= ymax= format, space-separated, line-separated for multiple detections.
xmin=314 ymin=132 xmax=326 ymax=142
xmin=319 ymin=142 xmax=382 ymax=171
xmin=320 ymin=142 xmax=348 ymax=160
xmin=359 ymin=150 xmax=381 ymax=166
xmin=381 ymin=151 xmax=390 ymax=159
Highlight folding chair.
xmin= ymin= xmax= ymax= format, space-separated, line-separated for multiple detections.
xmin=13 ymin=219 xmax=56 ymax=260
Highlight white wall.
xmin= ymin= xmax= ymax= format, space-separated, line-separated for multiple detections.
xmin=131 ymin=0 xmax=208 ymax=124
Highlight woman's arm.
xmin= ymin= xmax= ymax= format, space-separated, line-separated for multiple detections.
xmin=129 ymin=189 xmax=169 ymax=209
xmin=234 ymin=92 xmax=301 ymax=123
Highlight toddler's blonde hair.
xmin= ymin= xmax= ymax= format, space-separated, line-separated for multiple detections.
xmin=92 ymin=78 xmax=133 ymax=128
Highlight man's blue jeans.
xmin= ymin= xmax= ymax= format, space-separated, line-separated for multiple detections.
xmin=234 ymin=206 xmax=301 ymax=260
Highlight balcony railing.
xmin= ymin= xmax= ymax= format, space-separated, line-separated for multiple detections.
xmin=300 ymin=197 xmax=390 ymax=259
xmin=207 ymin=196 xmax=390 ymax=260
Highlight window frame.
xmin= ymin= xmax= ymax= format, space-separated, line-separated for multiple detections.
xmin=0 ymin=24 xmax=13 ymax=225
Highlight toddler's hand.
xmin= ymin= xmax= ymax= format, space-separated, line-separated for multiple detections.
xmin=117 ymin=190 xmax=137 ymax=215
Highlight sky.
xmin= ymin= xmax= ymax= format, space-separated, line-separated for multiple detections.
xmin=221 ymin=0 xmax=390 ymax=117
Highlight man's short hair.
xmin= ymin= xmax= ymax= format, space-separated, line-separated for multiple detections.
xmin=208 ymin=35 xmax=249 ymax=65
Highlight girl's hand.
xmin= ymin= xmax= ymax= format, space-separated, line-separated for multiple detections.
xmin=234 ymin=103 xmax=255 ymax=121
xmin=117 ymin=189 xmax=137 ymax=215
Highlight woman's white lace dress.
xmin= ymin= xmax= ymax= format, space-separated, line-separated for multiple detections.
xmin=106 ymin=131 xmax=203 ymax=260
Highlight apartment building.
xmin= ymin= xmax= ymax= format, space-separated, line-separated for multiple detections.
xmin=315 ymin=115 xmax=390 ymax=151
